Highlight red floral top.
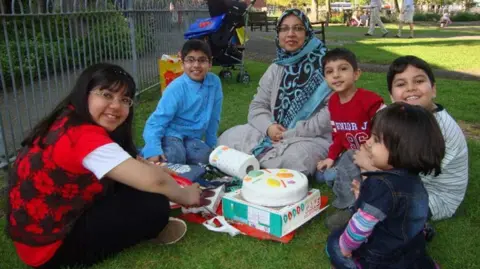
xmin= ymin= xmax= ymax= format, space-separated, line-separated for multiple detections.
xmin=7 ymin=110 xmax=114 ymax=266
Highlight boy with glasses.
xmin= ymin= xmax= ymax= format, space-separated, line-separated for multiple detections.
xmin=141 ymin=39 xmax=223 ymax=165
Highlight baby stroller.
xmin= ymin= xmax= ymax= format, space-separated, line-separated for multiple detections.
xmin=184 ymin=0 xmax=256 ymax=84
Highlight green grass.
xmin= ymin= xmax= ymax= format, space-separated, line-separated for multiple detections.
xmin=323 ymin=25 xmax=480 ymax=72
xmin=1 ymin=61 xmax=480 ymax=269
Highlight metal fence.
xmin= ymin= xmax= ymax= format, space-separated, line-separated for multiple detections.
xmin=0 ymin=0 xmax=210 ymax=169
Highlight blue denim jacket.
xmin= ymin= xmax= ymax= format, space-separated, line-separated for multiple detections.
xmin=354 ymin=169 xmax=430 ymax=266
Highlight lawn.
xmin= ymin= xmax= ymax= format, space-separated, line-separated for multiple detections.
xmin=323 ymin=24 xmax=480 ymax=73
xmin=1 ymin=60 xmax=479 ymax=269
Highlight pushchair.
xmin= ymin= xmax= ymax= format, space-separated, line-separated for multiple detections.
xmin=184 ymin=0 xmax=257 ymax=84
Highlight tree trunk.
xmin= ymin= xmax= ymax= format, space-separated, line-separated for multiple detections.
xmin=0 ymin=0 xmax=4 ymax=13
xmin=394 ymin=0 xmax=400 ymax=12
xmin=310 ymin=0 xmax=318 ymax=22
xmin=326 ymin=0 xmax=331 ymax=26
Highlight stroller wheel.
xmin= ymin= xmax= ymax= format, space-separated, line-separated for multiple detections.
xmin=237 ymin=72 xmax=250 ymax=84
xmin=219 ymin=70 xmax=233 ymax=80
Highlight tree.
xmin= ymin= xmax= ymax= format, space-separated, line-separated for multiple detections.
xmin=464 ymin=0 xmax=477 ymax=9
xmin=394 ymin=0 xmax=400 ymax=11
xmin=1 ymin=0 xmax=52 ymax=13
xmin=269 ymin=0 xmax=311 ymax=7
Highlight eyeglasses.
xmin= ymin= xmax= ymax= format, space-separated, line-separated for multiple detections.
xmin=183 ymin=56 xmax=210 ymax=65
xmin=277 ymin=25 xmax=306 ymax=33
xmin=92 ymin=89 xmax=134 ymax=107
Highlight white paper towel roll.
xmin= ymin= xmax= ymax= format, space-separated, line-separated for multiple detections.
xmin=209 ymin=145 xmax=260 ymax=179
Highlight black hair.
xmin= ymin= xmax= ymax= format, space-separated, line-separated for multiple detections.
xmin=21 ymin=63 xmax=138 ymax=157
xmin=321 ymin=48 xmax=358 ymax=74
xmin=387 ymin=55 xmax=436 ymax=94
xmin=371 ymin=102 xmax=445 ymax=176
xmin=180 ymin=39 xmax=212 ymax=61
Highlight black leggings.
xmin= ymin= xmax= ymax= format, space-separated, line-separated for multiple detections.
xmin=36 ymin=184 xmax=170 ymax=269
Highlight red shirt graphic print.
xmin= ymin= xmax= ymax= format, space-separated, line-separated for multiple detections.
xmin=327 ymin=88 xmax=384 ymax=160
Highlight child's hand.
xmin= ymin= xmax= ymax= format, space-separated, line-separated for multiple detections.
xmin=353 ymin=145 xmax=376 ymax=172
xmin=159 ymin=166 xmax=177 ymax=176
xmin=267 ymin=123 xmax=286 ymax=142
xmin=181 ymin=183 xmax=202 ymax=206
xmin=136 ymin=155 xmax=150 ymax=164
xmin=339 ymin=244 xmax=352 ymax=258
xmin=147 ymin=156 xmax=160 ymax=163
xmin=317 ymin=158 xmax=334 ymax=171
xmin=137 ymin=156 xmax=176 ymax=175
xmin=351 ymin=179 xmax=361 ymax=200
xmin=147 ymin=155 xmax=167 ymax=163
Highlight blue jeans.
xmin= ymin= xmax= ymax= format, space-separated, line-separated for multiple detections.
xmin=163 ymin=137 xmax=212 ymax=165
xmin=326 ymin=228 xmax=358 ymax=269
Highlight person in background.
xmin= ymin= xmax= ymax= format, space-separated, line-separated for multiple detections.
xmin=359 ymin=11 xmax=369 ymax=27
xmin=395 ymin=0 xmax=416 ymax=38
xmin=365 ymin=0 xmax=389 ymax=37
xmin=440 ymin=12 xmax=452 ymax=27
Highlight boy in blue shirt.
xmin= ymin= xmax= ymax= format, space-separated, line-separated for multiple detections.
xmin=142 ymin=39 xmax=223 ymax=165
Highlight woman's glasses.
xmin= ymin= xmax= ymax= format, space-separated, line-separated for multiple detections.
xmin=92 ymin=89 xmax=134 ymax=107
xmin=183 ymin=56 xmax=210 ymax=65
xmin=277 ymin=25 xmax=306 ymax=33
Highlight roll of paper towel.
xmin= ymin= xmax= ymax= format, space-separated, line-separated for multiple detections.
xmin=209 ymin=145 xmax=260 ymax=179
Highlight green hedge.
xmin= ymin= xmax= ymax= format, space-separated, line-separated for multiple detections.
xmin=330 ymin=13 xmax=344 ymax=24
xmin=451 ymin=12 xmax=480 ymax=21
xmin=414 ymin=12 xmax=480 ymax=22
xmin=0 ymin=11 xmax=150 ymax=90
xmin=380 ymin=15 xmax=393 ymax=23
xmin=413 ymin=12 xmax=441 ymax=22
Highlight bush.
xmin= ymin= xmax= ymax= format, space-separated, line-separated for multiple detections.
xmin=0 ymin=11 xmax=150 ymax=90
xmin=380 ymin=15 xmax=393 ymax=23
xmin=413 ymin=12 xmax=441 ymax=22
xmin=329 ymin=13 xmax=344 ymax=23
xmin=0 ymin=19 xmax=65 ymax=88
xmin=413 ymin=11 xmax=480 ymax=22
xmin=451 ymin=12 xmax=480 ymax=21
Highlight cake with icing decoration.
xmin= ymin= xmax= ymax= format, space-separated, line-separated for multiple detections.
xmin=241 ymin=168 xmax=308 ymax=207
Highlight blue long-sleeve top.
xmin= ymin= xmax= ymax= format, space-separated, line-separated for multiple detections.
xmin=141 ymin=72 xmax=223 ymax=159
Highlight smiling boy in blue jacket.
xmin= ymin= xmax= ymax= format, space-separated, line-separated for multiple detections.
xmin=142 ymin=39 xmax=223 ymax=165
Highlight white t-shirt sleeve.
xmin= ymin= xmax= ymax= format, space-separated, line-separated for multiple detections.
xmin=82 ymin=143 xmax=132 ymax=179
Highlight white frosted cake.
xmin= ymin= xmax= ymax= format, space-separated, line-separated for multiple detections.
xmin=241 ymin=169 xmax=308 ymax=207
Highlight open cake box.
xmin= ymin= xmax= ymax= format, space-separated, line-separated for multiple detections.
xmin=222 ymin=189 xmax=328 ymax=238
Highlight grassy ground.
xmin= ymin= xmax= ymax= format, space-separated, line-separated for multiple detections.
xmin=0 ymin=53 xmax=480 ymax=269
xmin=1 ymin=60 xmax=479 ymax=269
xmin=323 ymin=24 xmax=480 ymax=73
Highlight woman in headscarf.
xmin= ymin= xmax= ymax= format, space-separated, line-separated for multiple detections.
xmin=218 ymin=9 xmax=332 ymax=175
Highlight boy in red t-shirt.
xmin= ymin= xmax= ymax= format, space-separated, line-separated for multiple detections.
xmin=316 ymin=48 xmax=384 ymax=184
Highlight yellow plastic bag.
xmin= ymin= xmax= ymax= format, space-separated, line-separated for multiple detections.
xmin=158 ymin=55 xmax=183 ymax=93
xmin=235 ymin=27 xmax=249 ymax=45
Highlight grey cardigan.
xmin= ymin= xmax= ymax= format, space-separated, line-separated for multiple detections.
xmin=218 ymin=63 xmax=332 ymax=175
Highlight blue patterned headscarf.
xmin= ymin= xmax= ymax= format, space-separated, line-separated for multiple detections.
xmin=252 ymin=9 xmax=330 ymax=157
xmin=272 ymin=9 xmax=330 ymax=129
